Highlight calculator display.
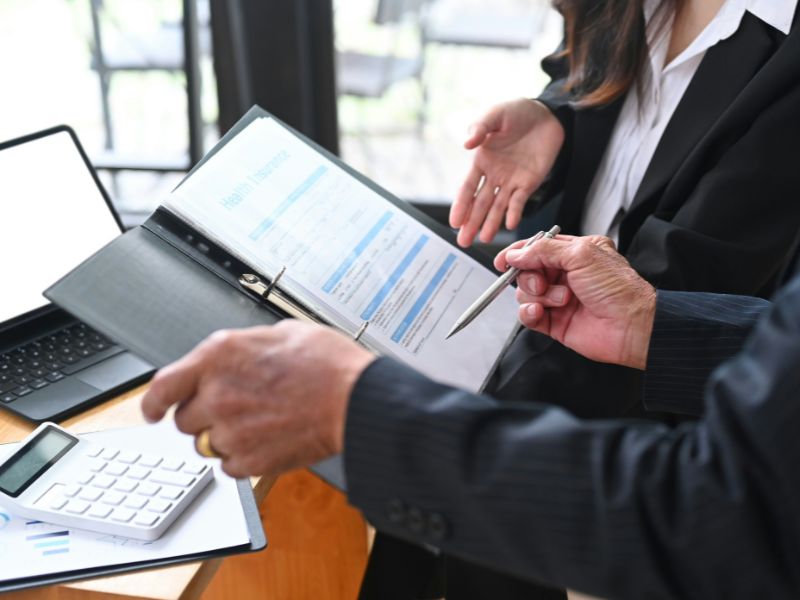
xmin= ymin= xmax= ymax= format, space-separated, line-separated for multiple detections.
xmin=0 ymin=426 xmax=77 ymax=497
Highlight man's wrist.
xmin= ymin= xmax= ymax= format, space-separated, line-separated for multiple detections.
xmin=328 ymin=351 xmax=377 ymax=455
xmin=624 ymin=285 xmax=657 ymax=371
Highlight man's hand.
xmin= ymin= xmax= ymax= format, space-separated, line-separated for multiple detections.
xmin=140 ymin=321 xmax=375 ymax=478
xmin=494 ymin=236 xmax=657 ymax=370
xmin=450 ymin=99 xmax=565 ymax=247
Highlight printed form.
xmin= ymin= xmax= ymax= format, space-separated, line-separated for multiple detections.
xmin=165 ymin=117 xmax=520 ymax=392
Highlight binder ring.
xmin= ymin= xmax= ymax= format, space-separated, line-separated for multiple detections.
xmin=264 ymin=266 xmax=287 ymax=298
xmin=354 ymin=321 xmax=369 ymax=342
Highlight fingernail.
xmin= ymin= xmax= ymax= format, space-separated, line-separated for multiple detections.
xmin=524 ymin=304 xmax=538 ymax=318
xmin=506 ymin=250 xmax=521 ymax=261
xmin=520 ymin=276 xmax=538 ymax=295
xmin=547 ymin=287 xmax=566 ymax=304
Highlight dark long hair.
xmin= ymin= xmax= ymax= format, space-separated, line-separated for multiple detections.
xmin=553 ymin=0 xmax=676 ymax=107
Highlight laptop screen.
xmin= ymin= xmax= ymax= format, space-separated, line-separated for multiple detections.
xmin=0 ymin=129 xmax=122 ymax=325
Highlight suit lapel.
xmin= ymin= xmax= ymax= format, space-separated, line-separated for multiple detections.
xmin=619 ymin=12 xmax=779 ymax=249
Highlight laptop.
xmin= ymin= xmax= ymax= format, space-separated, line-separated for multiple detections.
xmin=0 ymin=125 xmax=154 ymax=422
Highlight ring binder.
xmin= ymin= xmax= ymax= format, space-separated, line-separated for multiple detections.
xmin=238 ymin=271 xmax=320 ymax=324
xmin=45 ymin=105 xmax=520 ymax=409
xmin=238 ymin=271 xmax=372 ymax=345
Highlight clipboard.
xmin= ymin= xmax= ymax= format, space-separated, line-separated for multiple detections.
xmin=0 ymin=426 xmax=267 ymax=593
xmin=44 ymin=106 xmax=521 ymax=488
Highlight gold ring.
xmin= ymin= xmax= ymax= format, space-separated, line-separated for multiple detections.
xmin=195 ymin=429 xmax=222 ymax=459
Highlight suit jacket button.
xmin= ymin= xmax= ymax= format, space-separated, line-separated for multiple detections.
xmin=407 ymin=507 xmax=425 ymax=534
xmin=427 ymin=512 xmax=449 ymax=542
xmin=386 ymin=499 xmax=406 ymax=525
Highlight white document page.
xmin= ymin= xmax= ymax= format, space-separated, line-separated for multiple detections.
xmin=0 ymin=421 xmax=250 ymax=583
xmin=164 ymin=117 xmax=520 ymax=392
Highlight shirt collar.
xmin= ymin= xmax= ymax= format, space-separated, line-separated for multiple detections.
xmin=746 ymin=0 xmax=797 ymax=35
xmin=659 ymin=0 xmax=797 ymax=73
xmin=637 ymin=0 xmax=796 ymax=107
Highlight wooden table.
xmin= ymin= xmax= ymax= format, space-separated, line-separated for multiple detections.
xmin=0 ymin=384 xmax=275 ymax=600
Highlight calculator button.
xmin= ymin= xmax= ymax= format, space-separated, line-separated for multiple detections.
xmin=79 ymin=489 xmax=103 ymax=502
xmin=88 ymin=459 xmax=106 ymax=473
xmin=63 ymin=484 xmax=82 ymax=498
xmin=91 ymin=475 xmax=117 ymax=489
xmin=182 ymin=462 xmax=206 ymax=475
xmin=136 ymin=483 xmax=161 ymax=497
xmin=138 ymin=454 xmax=162 ymax=468
xmin=160 ymin=458 xmax=184 ymax=472
xmin=76 ymin=473 xmax=94 ymax=485
xmin=86 ymin=446 xmax=104 ymax=458
xmin=117 ymin=450 xmax=141 ymax=464
xmin=114 ymin=480 xmax=138 ymax=493
xmin=111 ymin=508 xmax=136 ymax=523
xmin=101 ymin=449 xmax=119 ymax=460
xmin=135 ymin=513 xmax=160 ymax=527
xmin=88 ymin=505 xmax=113 ymax=519
xmin=125 ymin=497 xmax=148 ymax=510
xmin=149 ymin=472 xmax=195 ymax=488
xmin=126 ymin=467 xmax=151 ymax=480
xmin=50 ymin=497 xmax=68 ymax=510
xmin=159 ymin=488 xmax=184 ymax=501
xmin=65 ymin=500 xmax=90 ymax=514
xmin=101 ymin=491 xmax=126 ymax=506
xmin=105 ymin=464 xmax=129 ymax=477
xmin=145 ymin=499 xmax=172 ymax=514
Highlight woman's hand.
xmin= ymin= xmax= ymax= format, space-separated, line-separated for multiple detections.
xmin=450 ymin=98 xmax=565 ymax=247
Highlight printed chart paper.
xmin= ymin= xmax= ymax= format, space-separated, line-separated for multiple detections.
xmin=165 ymin=117 xmax=520 ymax=392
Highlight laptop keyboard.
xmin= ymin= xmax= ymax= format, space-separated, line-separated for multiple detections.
xmin=0 ymin=323 xmax=121 ymax=405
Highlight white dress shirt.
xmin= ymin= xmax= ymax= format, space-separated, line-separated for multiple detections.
xmin=581 ymin=0 xmax=798 ymax=243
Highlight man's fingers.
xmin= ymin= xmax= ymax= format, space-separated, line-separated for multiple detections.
xmin=141 ymin=351 xmax=207 ymax=423
xmin=518 ymin=302 xmax=547 ymax=332
xmin=516 ymin=284 xmax=571 ymax=307
xmin=173 ymin=395 xmax=212 ymax=436
xmin=505 ymin=236 xmax=590 ymax=272
xmin=494 ymin=238 xmax=529 ymax=271
xmin=516 ymin=271 xmax=547 ymax=296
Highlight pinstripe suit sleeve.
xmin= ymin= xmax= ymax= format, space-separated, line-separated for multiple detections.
xmin=644 ymin=290 xmax=770 ymax=415
xmin=344 ymin=277 xmax=800 ymax=599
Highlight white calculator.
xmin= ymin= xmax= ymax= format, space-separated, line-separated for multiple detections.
xmin=0 ymin=422 xmax=214 ymax=541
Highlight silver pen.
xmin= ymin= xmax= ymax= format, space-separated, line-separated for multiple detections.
xmin=445 ymin=225 xmax=561 ymax=340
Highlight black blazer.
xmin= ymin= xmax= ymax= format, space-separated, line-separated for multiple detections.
xmin=346 ymin=267 xmax=800 ymax=600
xmin=537 ymin=10 xmax=800 ymax=297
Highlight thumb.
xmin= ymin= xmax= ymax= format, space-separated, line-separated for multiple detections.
xmin=464 ymin=106 xmax=505 ymax=149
